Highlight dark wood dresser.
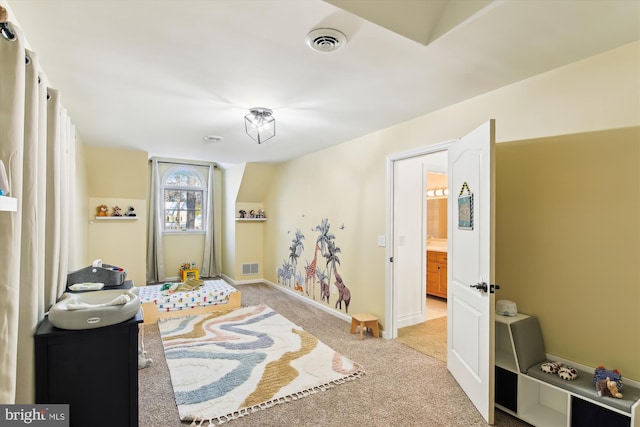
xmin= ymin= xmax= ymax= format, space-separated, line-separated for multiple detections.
xmin=35 ymin=310 xmax=142 ymax=427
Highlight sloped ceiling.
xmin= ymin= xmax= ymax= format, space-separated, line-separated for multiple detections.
xmin=4 ymin=0 xmax=639 ymax=165
xmin=236 ymin=163 xmax=277 ymax=202
xmin=326 ymin=0 xmax=495 ymax=46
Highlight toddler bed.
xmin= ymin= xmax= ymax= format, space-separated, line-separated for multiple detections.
xmin=137 ymin=279 xmax=241 ymax=324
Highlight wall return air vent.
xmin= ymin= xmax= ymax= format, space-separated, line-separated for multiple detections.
xmin=241 ymin=263 xmax=259 ymax=275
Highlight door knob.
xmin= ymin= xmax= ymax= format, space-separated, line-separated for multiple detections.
xmin=469 ymin=282 xmax=501 ymax=293
xmin=470 ymin=282 xmax=488 ymax=292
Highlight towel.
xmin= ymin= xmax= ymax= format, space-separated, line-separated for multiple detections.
xmin=67 ymin=294 xmax=131 ymax=311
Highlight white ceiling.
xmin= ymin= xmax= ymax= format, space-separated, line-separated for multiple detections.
xmin=4 ymin=0 xmax=639 ymax=165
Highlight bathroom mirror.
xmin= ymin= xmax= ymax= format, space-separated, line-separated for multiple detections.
xmin=427 ymin=198 xmax=448 ymax=239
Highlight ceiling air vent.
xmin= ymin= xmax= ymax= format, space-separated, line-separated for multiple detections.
xmin=305 ymin=28 xmax=347 ymax=53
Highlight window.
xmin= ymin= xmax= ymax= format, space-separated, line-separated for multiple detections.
xmin=162 ymin=166 xmax=206 ymax=232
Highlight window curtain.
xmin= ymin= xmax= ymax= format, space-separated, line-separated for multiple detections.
xmin=0 ymin=20 xmax=75 ymax=404
xmin=146 ymin=157 xmax=165 ymax=283
xmin=201 ymin=163 xmax=220 ymax=277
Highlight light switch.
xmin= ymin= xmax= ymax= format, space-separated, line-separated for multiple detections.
xmin=377 ymin=235 xmax=386 ymax=247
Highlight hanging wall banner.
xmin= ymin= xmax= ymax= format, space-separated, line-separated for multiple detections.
xmin=458 ymin=182 xmax=474 ymax=230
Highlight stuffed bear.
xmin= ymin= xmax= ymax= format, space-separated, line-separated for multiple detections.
xmin=596 ymin=377 xmax=623 ymax=399
xmin=96 ymin=205 xmax=109 ymax=217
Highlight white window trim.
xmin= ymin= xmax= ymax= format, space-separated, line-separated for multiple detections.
xmin=161 ymin=165 xmax=207 ymax=234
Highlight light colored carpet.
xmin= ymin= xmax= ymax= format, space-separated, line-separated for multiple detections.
xmin=397 ymin=316 xmax=448 ymax=362
xmin=139 ymin=282 xmax=531 ymax=426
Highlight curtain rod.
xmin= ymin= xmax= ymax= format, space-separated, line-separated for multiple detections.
xmin=149 ymin=156 xmax=217 ymax=168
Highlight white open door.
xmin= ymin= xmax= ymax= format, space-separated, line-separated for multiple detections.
xmin=447 ymin=120 xmax=495 ymax=423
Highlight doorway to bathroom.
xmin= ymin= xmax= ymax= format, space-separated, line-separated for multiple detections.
xmin=396 ymin=170 xmax=449 ymax=361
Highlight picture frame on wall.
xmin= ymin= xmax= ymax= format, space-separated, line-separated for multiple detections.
xmin=457 ymin=182 xmax=474 ymax=230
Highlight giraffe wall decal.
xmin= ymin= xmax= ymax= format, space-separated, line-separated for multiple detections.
xmin=305 ymin=243 xmax=320 ymax=298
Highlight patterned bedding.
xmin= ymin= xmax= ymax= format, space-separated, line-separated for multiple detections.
xmin=139 ymin=279 xmax=237 ymax=313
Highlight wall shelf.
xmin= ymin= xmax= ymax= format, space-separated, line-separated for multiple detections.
xmin=235 ymin=218 xmax=267 ymax=222
xmin=94 ymin=216 xmax=139 ymax=221
xmin=0 ymin=196 xmax=17 ymax=212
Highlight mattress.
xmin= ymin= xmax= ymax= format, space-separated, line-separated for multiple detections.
xmin=139 ymin=279 xmax=237 ymax=313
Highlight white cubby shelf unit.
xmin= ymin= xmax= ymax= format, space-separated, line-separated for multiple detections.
xmin=495 ymin=313 xmax=640 ymax=427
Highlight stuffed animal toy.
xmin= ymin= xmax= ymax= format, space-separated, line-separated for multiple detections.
xmin=540 ymin=361 xmax=578 ymax=380
xmin=596 ymin=377 xmax=623 ymax=399
xmin=96 ymin=205 xmax=109 ymax=217
xmin=112 ymin=206 xmax=122 ymax=216
xmin=594 ymin=366 xmax=623 ymax=393
xmin=124 ymin=206 xmax=136 ymax=217
xmin=138 ymin=347 xmax=152 ymax=370
xmin=558 ymin=366 xmax=578 ymax=381
xmin=540 ymin=361 xmax=561 ymax=374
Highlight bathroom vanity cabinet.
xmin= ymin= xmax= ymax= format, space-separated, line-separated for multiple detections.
xmin=426 ymin=250 xmax=448 ymax=299
xmin=35 ymin=311 xmax=142 ymax=427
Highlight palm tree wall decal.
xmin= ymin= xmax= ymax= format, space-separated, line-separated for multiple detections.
xmin=287 ymin=229 xmax=305 ymax=287
xmin=278 ymin=218 xmax=352 ymax=312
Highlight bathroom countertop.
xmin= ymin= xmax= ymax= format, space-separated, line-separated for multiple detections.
xmin=427 ymin=240 xmax=447 ymax=252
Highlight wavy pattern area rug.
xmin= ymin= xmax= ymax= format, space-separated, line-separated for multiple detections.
xmin=159 ymin=305 xmax=365 ymax=426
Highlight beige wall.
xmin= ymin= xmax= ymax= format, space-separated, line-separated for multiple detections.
xmin=260 ymin=42 xmax=640 ymax=379
xmin=85 ymin=146 xmax=148 ymax=286
xmin=162 ymin=233 xmax=205 ymax=280
xmin=221 ymin=163 xmax=276 ymax=282
xmin=234 ymin=208 xmax=264 ymax=280
xmin=85 ymin=146 xmax=148 ymax=199
xmin=496 ymin=128 xmax=640 ymax=380
xmin=264 ymin=139 xmax=389 ymax=318
xmin=221 ymin=164 xmax=244 ymax=279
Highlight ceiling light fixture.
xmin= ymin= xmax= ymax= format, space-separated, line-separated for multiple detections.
xmin=244 ymin=107 xmax=275 ymax=144
xmin=427 ymin=188 xmax=448 ymax=199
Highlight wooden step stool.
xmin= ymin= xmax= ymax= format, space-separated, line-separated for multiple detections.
xmin=350 ymin=313 xmax=379 ymax=339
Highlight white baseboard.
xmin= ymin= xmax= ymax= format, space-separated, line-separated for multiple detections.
xmin=223 ymin=276 xmax=393 ymax=339
xmin=221 ymin=274 xmax=264 ymax=286
xmin=265 ymin=279 xmax=354 ymax=323
xmin=223 ymin=275 xmax=355 ymax=324
xmin=397 ymin=312 xmax=426 ymax=329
